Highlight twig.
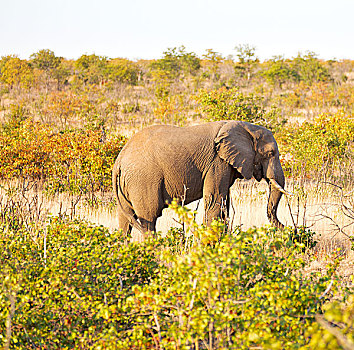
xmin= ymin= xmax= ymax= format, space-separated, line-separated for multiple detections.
xmin=43 ymin=226 xmax=47 ymax=267
xmin=118 ymin=274 xmax=123 ymax=291
xmin=286 ymin=195 xmax=297 ymax=233
xmin=189 ymin=278 xmax=198 ymax=310
xmin=319 ymin=280 xmax=333 ymax=300
xmin=230 ymin=195 xmax=236 ymax=231
xmin=4 ymin=291 xmax=16 ymax=350
xmin=153 ymin=313 xmax=162 ymax=344
xmin=319 ymin=213 xmax=351 ymax=238
xmin=315 ymin=315 xmax=354 ymax=350
xmin=321 ymin=181 xmax=343 ymax=190
xmin=21 ymin=325 xmax=37 ymax=349
xmin=63 ymin=284 xmax=82 ymax=300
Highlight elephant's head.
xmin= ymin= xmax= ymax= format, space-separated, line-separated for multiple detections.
xmin=215 ymin=121 xmax=290 ymax=229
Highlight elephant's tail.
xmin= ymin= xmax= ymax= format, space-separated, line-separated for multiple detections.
xmin=112 ymin=164 xmax=144 ymax=233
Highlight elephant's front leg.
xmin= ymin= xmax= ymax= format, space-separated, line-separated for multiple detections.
xmin=203 ymin=193 xmax=229 ymax=226
xmin=203 ymin=162 xmax=232 ymax=226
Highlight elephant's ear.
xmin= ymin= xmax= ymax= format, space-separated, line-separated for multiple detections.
xmin=214 ymin=121 xmax=255 ymax=180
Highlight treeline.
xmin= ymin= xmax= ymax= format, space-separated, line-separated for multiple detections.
xmin=0 ymin=46 xmax=353 ymax=191
xmin=0 ymin=46 xmax=353 ymax=92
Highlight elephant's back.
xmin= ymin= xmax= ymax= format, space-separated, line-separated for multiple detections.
xmin=117 ymin=125 xmax=178 ymax=159
xmin=116 ymin=125 xmax=177 ymax=170
xmin=116 ymin=122 xmax=226 ymax=168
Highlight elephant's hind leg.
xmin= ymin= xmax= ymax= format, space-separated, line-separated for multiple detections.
xmin=138 ymin=218 xmax=157 ymax=235
xmin=118 ymin=211 xmax=132 ymax=239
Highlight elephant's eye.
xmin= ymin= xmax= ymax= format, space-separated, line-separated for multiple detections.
xmin=267 ymin=150 xmax=275 ymax=158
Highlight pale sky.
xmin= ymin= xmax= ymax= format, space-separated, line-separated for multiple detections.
xmin=1 ymin=0 xmax=353 ymax=61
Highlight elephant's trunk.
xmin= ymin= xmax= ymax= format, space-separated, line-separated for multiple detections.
xmin=265 ymin=163 xmax=286 ymax=229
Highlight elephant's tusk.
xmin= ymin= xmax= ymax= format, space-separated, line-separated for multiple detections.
xmin=269 ymin=179 xmax=294 ymax=196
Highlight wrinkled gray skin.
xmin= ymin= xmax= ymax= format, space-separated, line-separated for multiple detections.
xmin=112 ymin=121 xmax=286 ymax=236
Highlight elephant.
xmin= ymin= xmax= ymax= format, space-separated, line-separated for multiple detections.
xmin=112 ymin=120 xmax=292 ymax=236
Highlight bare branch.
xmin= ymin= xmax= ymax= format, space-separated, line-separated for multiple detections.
xmin=316 ymin=315 xmax=354 ymax=350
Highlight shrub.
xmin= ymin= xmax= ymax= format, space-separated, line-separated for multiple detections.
xmin=292 ymin=52 xmax=331 ymax=85
xmin=101 ymin=208 xmax=339 ymax=349
xmin=75 ymin=54 xmax=108 ymax=85
xmin=261 ymin=56 xmax=299 ymax=88
xmin=44 ymin=128 xmax=126 ymax=196
xmin=39 ymin=90 xmax=97 ymax=127
xmin=153 ymin=94 xmax=188 ymax=125
xmin=0 ymin=117 xmax=127 ymax=194
xmin=105 ymin=58 xmax=141 ymax=85
xmin=0 ymin=202 xmax=346 ymax=349
xmin=306 ymin=294 xmax=354 ymax=349
xmin=0 ymin=217 xmax=161 ymax=348
xmin=0 ymin=55 xmax=34 ymax=90
xmin=278 ymin=111 xmax=354 ymax=181
xmin=196 ymin=87 xmax=286 ymax=131
xmin=149 ymin=46 xmax=200 ymax=80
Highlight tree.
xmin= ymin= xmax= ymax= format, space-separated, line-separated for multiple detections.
xmin=75 ymin=54 xmax=108 ymax=85
xmin=261 ymin=56 xmax=299 ymax=88
xmin=177 ymin=46 xmax=200 ymax=76
xmin=0 ymin=55 xmax=34 ymax=91
xmin=30 ymin=49 xmax=61 ymax=72
xmin=202 ymin=49 xmax=224 ymax=81
xmin=234 ymin=44 xmax=259 ymax=81
xmin=149 ymin=46 xmax=200 ymax=80
xmin=105 ymin=58 xmax=140 ymax=85
xmin=51 ymin=59 xmax=72 ymax=90
xmin=196 ymin=87 xmax=285 ymax=131
xmin=152 ymin=47 xmax=180 ymax=79
xmin=30 ymin=49 xmax=65 ymax=91
xmin=292 ymin=51 xmax=331 ymax=85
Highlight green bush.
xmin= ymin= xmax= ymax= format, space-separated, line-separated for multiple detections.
xmin=196 ymin=87 xmax=286 ymax=131
xmin=105 ymin=58 xmax=141 ymax=85
xmin=108 ymin=223 xmax=337 ymax=349
xmin=278 ymin=111 xmax=354 ymax=181
xmin=292 ymin=52 xmax=331 ymax=85
xmin=0 ymin=202 xmax=347 ymax=349
xmin=306 ymin=295 xmax=354 ymax=349
xmin=0 ymin=217 xmax=162 ymax=348
xmin=289 ymin=226 xmax=319 ymax=252
xmin=261 ymin=56 xmax=299 ymax=88
xmin=149 ymin=46 xmax=200 ymax=80
xmin=75 ymin=54 xmax=108 ymax=85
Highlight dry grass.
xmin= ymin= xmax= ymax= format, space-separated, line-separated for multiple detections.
xmin=1 ymin=178 xmax=353 ymax=279
xmin=2 ymin=178 xmax=351 ymax=238
xmin=1 ymin=179 xmax=353 ymax=295
xmin=39 ymin=180 xmax=354 ymax=261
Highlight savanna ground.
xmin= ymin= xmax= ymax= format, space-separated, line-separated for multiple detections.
xmin=0 ymin=47 xmax=353 ymax=348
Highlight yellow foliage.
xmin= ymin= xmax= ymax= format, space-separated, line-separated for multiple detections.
xmin=0 ymin=56 xmax=34 ymax=89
